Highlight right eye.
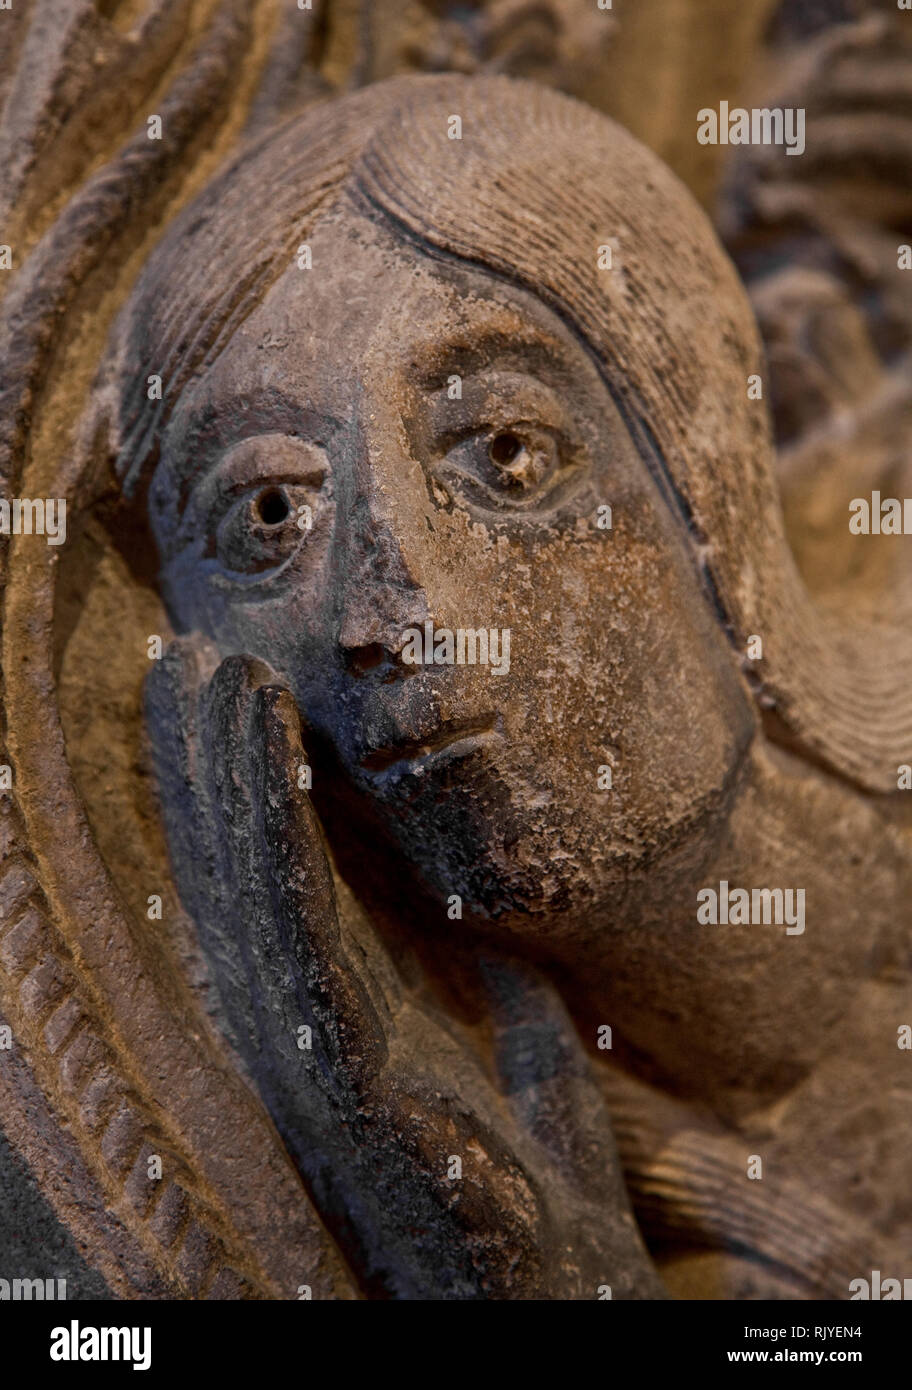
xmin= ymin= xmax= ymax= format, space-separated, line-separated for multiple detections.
xmin=213 ymin=481 xmax=316 ymax=575
xmin=253 ymin=487 xmax=292 ymax=525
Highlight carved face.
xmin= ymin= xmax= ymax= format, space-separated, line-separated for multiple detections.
xmin=148 ymin=198 xmax=754 ymax=944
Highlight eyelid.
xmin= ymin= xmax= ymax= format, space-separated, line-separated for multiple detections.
xmin=216 ymin=469 xmax=326 ymax=505
xmin=433 ymin=418 xmax=560 ymax=455
xmin=171 ymin=424 xmax=334 ymax=517
xmin=178 ymin=436 xmax=329 ymax=537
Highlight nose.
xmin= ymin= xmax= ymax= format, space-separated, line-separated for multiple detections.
xmin=335 ymin=504 xmax=429 ymax=681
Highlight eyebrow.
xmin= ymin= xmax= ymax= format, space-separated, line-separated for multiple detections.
xmin=404 ymin=321 xmax=575 ymax=392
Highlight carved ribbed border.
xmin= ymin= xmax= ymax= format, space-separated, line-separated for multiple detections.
xmin=0 ymin=0 xmax=352 ymax=1301
xmin=0 ymin=768 xmax=259 ymax=1297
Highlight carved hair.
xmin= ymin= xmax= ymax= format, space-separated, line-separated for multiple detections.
xmin=102 ymin=73 xmax=912 ymax=792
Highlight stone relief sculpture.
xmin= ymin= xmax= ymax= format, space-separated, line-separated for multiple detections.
xmin=1 ymin=0 xmax=910 ymax=1302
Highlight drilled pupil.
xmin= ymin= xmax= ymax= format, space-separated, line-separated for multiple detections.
xmin=489 ymin=432 xmax=522 ymax=467
xmin=256 ymin=488 xmax=290 ymax=525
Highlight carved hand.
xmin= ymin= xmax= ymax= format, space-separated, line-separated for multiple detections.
xmin=145 ymin=640 xmax=664 ymax=1300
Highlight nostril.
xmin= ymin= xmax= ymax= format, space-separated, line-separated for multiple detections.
xmin=343 ymin=641 xmax=420 ymax=681
xmin=343 ymin=642 xmax=388 ymax=676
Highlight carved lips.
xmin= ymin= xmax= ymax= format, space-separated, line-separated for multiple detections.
xmin=359 ymin=717 xmax=501 ymax=779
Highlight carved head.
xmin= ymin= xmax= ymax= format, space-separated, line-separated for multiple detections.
xmin=103 ymin=75 xmax=792 ymax=947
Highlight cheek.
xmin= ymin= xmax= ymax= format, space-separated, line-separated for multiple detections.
xmin=589 ymin=566 xmax=752 ymax=828
xmin=180 ymin=584 xmax=329 ymax=695
xmin=491 ymin=536 xmax=751 ymax=808
xmin=175 ymin=502 xmax=338 ymax=660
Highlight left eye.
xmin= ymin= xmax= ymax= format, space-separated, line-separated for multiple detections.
xmin=439 ymin=425 xmax=567 ymax=510
xmin=486 ymin=430 xmax=554 ymax=488
xmin=213 ymin=483 xmax=313 ymax=574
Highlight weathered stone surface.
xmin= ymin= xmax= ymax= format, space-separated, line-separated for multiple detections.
xmin=1 ymin=0 xmax=910 ymax=1302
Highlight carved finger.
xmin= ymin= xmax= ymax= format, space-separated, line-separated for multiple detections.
xmin=144 ymin=637 xmax=264 ymax=1051
xmin=479 ymin=954 xmax=627 ymax=1192
xmin=199 ymin=656 xmax=386 ymax=1094
xmin=251 ymin=683 xmax=388 ymax=1086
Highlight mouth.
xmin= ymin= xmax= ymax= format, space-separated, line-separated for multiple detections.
xmin=359 ymin=717 xmax=501 ymax=780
